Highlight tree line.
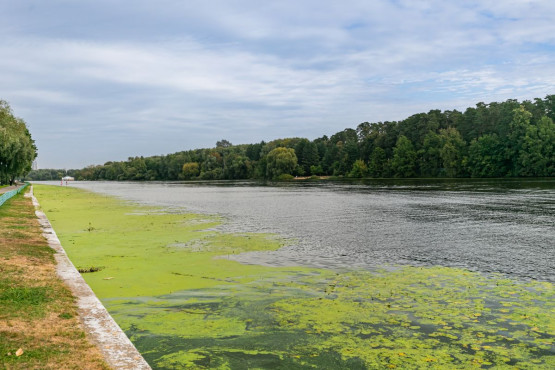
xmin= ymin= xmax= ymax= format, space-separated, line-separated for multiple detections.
xmin=27 ymin=95 xmax=555 ymax=181
xmin=1 ymin=100 xmax=37 ymax=185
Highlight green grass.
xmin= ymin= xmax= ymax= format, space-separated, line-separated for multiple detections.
xmin=0 ymin=336 xmax=73 ymax=366
xmin=0 ymin=191 xmax=109 ymax=369
xmin=34 ymin=184 xmax=555 ymax=369
xmin=0 ymin=195 xmax=56 ymax=260
xmin=0 ymin=285 xmax=51 ymax=314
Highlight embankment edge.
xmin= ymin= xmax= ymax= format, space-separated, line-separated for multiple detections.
xmin=27 ymin=186 xmax=151 ymax=370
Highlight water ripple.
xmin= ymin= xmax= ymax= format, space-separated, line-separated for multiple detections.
xmin=59 ymin=179 xmax=555 ymax=283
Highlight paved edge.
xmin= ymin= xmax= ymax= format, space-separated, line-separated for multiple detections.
xmin=27 ymin=187 xmax=151 ymax=370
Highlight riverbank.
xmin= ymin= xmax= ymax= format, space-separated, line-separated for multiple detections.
xmin=0 ymin=190 xmax=108 ymax=369
xmin=33 ymin=184 xmax=554 ymax=369
xmin=30 ymin=187 xmax=151 ymax=369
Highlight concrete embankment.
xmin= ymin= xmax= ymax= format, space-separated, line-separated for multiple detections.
xmin=28 ymin=187 xmax=151 ymax=370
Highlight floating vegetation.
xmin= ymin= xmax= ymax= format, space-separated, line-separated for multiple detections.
xmin=77 ymin=266 xmax=104 ymax=273
xmin=34 ymin=185 xmax=555 ymax=369
xmin=107 ymin=267 xmax=554 ymax=369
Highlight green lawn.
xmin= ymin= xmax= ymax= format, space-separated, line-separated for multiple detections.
xmin=0 ymin=190 xmax=108 ymax=369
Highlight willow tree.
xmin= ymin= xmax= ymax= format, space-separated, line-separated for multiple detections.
xmin=266 ymin=147 xmax=297 ymax=179
xmin=0 ymin=100 xmax=37 ymax=185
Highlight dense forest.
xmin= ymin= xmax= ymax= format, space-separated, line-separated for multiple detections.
xmin=27 ymin=96 xmax=555 ymax=181
xmin=1 ymin=100 xmax=37 ymax=185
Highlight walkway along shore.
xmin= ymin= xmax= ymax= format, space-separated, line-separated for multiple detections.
xmin=0 ymin=183 xmax=29 ymax=206
xmin=0 ymin=184 xmax=20 ymax=194
xmin=27 ymin=186 xmax=151 ymax=370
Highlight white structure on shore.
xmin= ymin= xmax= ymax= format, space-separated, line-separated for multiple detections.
xmin=62 ymin=176 xmax=74 ymax=181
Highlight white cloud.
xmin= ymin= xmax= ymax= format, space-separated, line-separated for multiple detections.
xmin=0 ymin=0 xmax=553 ymax=167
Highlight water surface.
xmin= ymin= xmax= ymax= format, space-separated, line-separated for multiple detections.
xmin=62 ymin=179 xmax=554 ymax=282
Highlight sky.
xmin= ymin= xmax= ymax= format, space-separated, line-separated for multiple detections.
xmin=1 ymin=0 xmax=554 ymax=169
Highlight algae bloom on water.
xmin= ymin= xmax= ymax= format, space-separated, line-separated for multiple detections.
xmin=34 ymin=185 xmax=555 ymax=369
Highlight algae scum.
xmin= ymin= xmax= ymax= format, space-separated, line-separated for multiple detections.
xmin=34 ymin=185 xmax=554 ymax=369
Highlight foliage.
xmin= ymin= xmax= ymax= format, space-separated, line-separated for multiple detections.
xmin=28 ymin=95 xmax=555 ymax=181
xmin=182 ymin=162 xmax=200 ymax=180
xmin=518 ymin=116 xmax=555 ymax=176
xmin=439 ymin=127 xmax=467 ymax=177
xmin=0 ymin=100 xmax=37 ymax=185
xmin=25 ymin=168 xmax=76 ymax=181
xmin=391 ymin=136 xmax=416 ymax=177
xmin=467 ymin=134 xmax=507 ymax=178
xmin=216 ymin=139 xmax=232 ymax=148
xmin=266 ymin=147 xmax=298 ymax=179
xmin=276 ymin=173 xmax=294 ymax=181
xmin=368 ymin=147 xmax=388 ymax=178
xmin=349 ymin=159 xmax=368 ymax=178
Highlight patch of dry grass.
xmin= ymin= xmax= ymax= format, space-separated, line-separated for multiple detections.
xmin=0 ymin=192 xmax=109 ymax=369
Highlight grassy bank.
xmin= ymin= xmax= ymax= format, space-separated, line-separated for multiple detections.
xmin=33 ymin=184 xmax=554 ymax=369
xmin=0 ymin=191 xmax=108 ymax=369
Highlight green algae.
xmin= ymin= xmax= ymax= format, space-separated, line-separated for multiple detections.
xmin=34 ymin=185 xmax=554 ymax=369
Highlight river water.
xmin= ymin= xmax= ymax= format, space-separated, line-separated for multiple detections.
xmin=58 ymin=179 xmax=554 ymax=282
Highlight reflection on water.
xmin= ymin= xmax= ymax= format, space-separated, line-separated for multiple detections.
xmin=51 ymin=179 xmax=554 ymax=282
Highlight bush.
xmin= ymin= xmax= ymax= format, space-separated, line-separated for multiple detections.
xmin=276 ymin=174 xmax=294 ymax=181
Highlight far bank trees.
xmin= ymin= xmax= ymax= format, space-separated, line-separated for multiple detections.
xmin=0 ymin=100 xmax=37 ymax=185
xmin=266 ymin=147 xmax=298 ymax=179
xmin=28 ymin=95 xmax=555 ymax=182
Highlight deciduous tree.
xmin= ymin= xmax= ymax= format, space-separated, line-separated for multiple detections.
xmin=0 ymin=100 xmax=37 ymax=185
xmin=266 ymin=147 xmax=298 ymax=179
xmin=182 ymin=162 xmax=200 ymax=179
xmin=391 ymin=136 xmax=416 ymax=177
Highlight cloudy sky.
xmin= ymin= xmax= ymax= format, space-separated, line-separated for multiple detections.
xmin=1 ymin=0 xmax=554 ymax=168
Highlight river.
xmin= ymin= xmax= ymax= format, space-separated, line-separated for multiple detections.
xmin=53 ymin=179 xmax=554 ymax=282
